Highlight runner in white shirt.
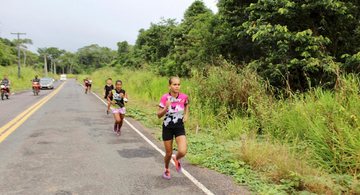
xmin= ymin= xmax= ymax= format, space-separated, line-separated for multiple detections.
xmin=88 ymin=78 xmax=92 ymax=92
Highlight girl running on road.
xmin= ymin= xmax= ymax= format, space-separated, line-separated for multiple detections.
xmin=103 ymin=78 xmax=114 ymax=115
xmin=107 ymin=80 xmax=128 ymax=136
xmin=158 ymin=77 xmax=189 ymax=179
xmin=88 ymin=78 xmax=92 ymax=92
xmin=84 ymin=78 xmax=89 ymax=94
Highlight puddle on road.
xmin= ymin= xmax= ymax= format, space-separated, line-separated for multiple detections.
xmin=23 ymin=149 xmax=35 ymax=156
xmin=107 ymin=138 xmax=141 ymax=144
xmin=37 ymin=141 xmax=52 ymax=144
xmin=117 ymin=147 xmax=155 ymax=158
xmin=88 ymin=132 xmax=105 ymax=138
xmin=65 ymin=109 xmax=78 ymax=112
xmin=75 ymin=117 xmax=91 ymax=126
xmin=29 ymin=132 xmax=44 ymax=137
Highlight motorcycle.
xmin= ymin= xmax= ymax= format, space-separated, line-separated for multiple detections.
xmin=0 ymin=84 xmax=9 ymax=100
xmin=32 ymin=81 xmax=40 ymax=96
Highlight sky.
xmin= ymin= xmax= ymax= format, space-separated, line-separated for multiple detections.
xmin=0 ymin=0 xmax=218 ymax=54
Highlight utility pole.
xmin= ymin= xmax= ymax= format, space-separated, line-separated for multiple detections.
xmin=44 ymin=53 xmax=48 ymax=77
xmin=54 ymin=60 xmax=56 ymax=75
xmin=11 ymin=32 xmax=26 ymax=78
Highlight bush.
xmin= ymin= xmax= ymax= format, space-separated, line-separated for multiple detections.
xmin=192 ymin=63 xmax=267 ymax=117
xmin=85 ymin=66 xmax=359 ymax=194
xmin=0 ymin=65 xmax=43 ymax=91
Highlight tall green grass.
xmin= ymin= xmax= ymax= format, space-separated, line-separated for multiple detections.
xmin=256 ymin=77 xmax=360 ymax=175
xmin=86 ymin=66 xmax=359 ymax=194
xmin=0 ymin=65 xmax=71 ymax=92
xmin=0 ymin=65 xmax=53 ymax=92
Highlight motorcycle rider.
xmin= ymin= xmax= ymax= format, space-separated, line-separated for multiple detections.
xmin=33 ymin=75 xmax=41 ymax=92
xmin=0 ymin=75 xmax=11 ymax=95
xmin=33 ymin=75 xmax=40 ymax=82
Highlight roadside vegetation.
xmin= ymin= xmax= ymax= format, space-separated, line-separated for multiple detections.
xmin=81 ymin=66 xmax=359 ymax=195
xmin=0 ymin=66 xmax=60 ymax=92
xmin=0 ymin=65 xmax=78 ymax=92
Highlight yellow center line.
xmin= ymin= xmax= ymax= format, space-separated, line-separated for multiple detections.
xmin=0 ymin=81 xmax=66 ymax=143
xmin=0 ymin=92 xmax=55 ymax=135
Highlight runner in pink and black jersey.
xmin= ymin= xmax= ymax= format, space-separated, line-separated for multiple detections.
xmin=158 ymin=77 xmax=189 ymax=179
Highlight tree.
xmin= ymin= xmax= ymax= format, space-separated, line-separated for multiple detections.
xmin=37 ymin=47 xmax=50 ymax=77
xmin=0 ymin=38 xmax=17 ymax=66
xmin=234 ymin=0 xmax=359 ymax=92
xmin=184 ymin=0 xmax=213 ymax=20
xmin=46 ymin=47 xmax=65 ymax=75
xmin=25 ymin=51 xmax=40 ymax=67
xmin=215 ymin=0 xmax=261 ymax=65
xmin=13 ymin=38 xmax=33 ymax=67
xmin=166 ymin=2 xmax=216 ymax=76
xmin=77 ymin=44 xmax=116 ymax=73
xmin=132 ymin=18 xmax=178 ymax=65
xmin=129 ymin=1 xmax=216 ymax=77
xmin=59 ymin=52 xmax=79 ymax=74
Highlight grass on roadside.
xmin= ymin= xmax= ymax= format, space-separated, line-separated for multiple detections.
xmin=0 ymin=65 xmax=64 ymax=92
xmin=84 ymin=66 xmax=359 ymax=194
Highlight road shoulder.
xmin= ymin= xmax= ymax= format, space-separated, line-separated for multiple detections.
xmin=124 ymin=117 xmax=250 ymax=195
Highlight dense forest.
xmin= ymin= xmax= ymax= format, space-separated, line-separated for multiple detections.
xmin=115 ymin=0 xmax=360 ymax=93
xmin=0 ymin=37 xmax=117 ymax=75
xmin=1 ymin=0 xmax=359 ymax=93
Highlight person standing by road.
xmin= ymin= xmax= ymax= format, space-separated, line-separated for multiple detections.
xmin=84 ymin=78 xmax=89 ymax=94
xmin=157 ymin=77 xmax=189 ymax=179
xmin=103 ymin=78 xmax=114 ymax=115
xmin=107 ymin=80 xmax=128 ymax=136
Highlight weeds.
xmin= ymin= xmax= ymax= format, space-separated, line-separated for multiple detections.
xmin=0 ymin=65 xmax=60 ymax=92
xmin=85 ymin=66 xmax=359 ymax=194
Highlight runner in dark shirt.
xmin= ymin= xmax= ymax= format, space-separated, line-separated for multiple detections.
xmin=107 ymin=80 xmax=128 ymax=136
xmin=84 ymin=78 xmax=89 ymax=94
xmin=103 ymin=78 xmax=114 ymax=115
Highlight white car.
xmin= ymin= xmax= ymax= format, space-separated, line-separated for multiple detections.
xmin=60 ymin=74 xmax=67 ymax=81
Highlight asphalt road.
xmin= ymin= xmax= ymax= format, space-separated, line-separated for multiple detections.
xmin=0 ymin=79 xmax=249 ymax=195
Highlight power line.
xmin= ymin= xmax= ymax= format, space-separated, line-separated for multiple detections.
xmin=0 ymin=24 xmax=13 ymax=32
xmin=11 ymin=32 xmax=26 ymax=78
xmin=0 ymin=21 xmax=19 ymax=32
xmin=0 ymin=25 xmax=13 ymax=35
xmin=0 ymin=27 xmax=12 ymax=35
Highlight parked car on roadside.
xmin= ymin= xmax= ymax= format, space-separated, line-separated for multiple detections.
xmin=40 ymin=77 xmax=54 ymax=89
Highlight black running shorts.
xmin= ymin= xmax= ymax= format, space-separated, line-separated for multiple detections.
xmin=162 ymin=125 xmax=186 ymax=141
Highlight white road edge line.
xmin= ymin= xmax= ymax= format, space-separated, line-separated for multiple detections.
xmin=79 ymin=82 xmax=214 ymax=195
